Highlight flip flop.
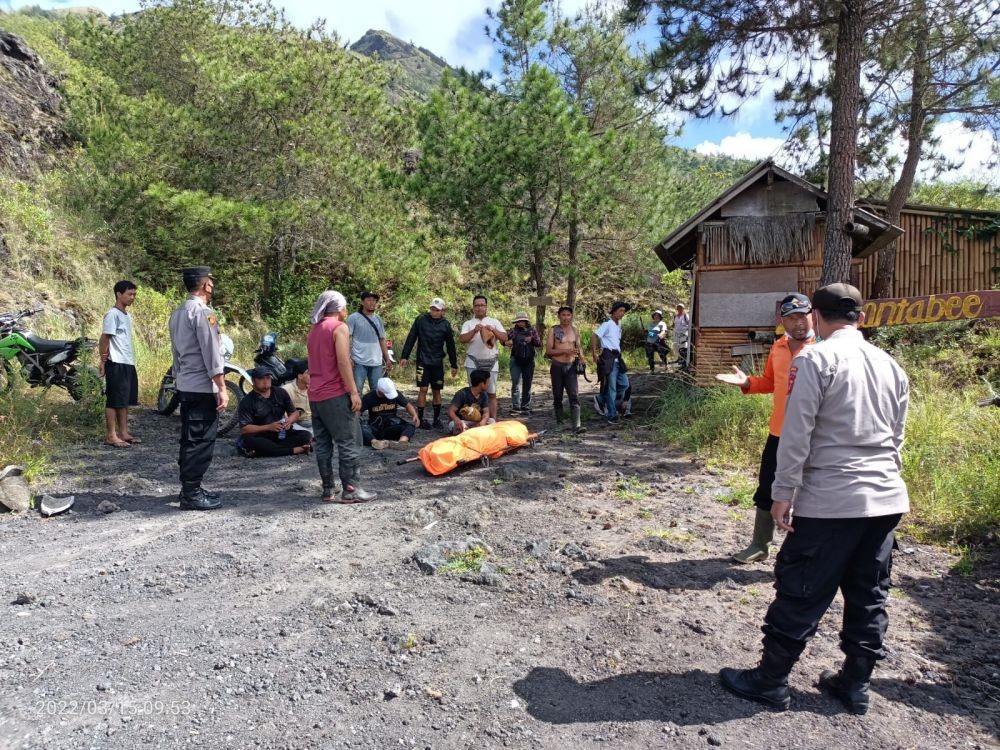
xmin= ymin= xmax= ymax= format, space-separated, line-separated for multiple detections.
xmin=104 ymin=440 xmax=131 ymax=449
xmin=123 ymin=436 xmax=143 ymax=444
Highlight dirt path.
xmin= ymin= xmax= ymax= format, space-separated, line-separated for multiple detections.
xmin=1 ymin=374 xmax=997 ymax=749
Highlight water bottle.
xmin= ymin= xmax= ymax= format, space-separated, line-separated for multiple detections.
xmin=278 ymin=416 xmax=287 ymax=441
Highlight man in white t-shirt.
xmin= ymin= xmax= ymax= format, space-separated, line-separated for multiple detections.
xmin=590 ymin=301 xmax=632 ymax=425
xmin=99 ymin=280 xmax=139 ymax=448
xmin=458 ymin=295 xmax=508 ymax=420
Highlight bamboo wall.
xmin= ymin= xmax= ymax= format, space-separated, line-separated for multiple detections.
xmin=855 ymin=209 xmax=999 ymax=297
xmin=690 ymin=207 xmax=999 ymax=384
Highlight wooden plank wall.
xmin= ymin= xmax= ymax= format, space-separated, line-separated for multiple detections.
xmin=692 ymin=226 xmax=828 ymax=384
xmin=855 ymin=210 xmax=999 ymax=297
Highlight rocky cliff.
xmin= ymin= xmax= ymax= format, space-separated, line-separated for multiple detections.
xmin=0 ymin=29 xmax=68 ymax=178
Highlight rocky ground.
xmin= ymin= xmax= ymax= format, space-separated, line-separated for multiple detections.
xmin=1 ymin=373 xmax=998 ymax=749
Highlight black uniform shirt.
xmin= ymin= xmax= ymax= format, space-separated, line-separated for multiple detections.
xmin=237 ymin=388 xmax=294 ymax=427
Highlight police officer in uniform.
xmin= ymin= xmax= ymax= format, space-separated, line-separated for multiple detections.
xmin=169 ymin=266 xmax=228 ymax=510
xmin=719 ymin=283 xmax=909 ymax=715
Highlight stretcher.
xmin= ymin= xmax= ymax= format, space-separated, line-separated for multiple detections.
xmin=397 ymin=420 xmax=541 ymax=475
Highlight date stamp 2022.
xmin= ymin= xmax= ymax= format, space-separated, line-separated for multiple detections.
xmin=35 ymin=699 xmax=191 ymax=717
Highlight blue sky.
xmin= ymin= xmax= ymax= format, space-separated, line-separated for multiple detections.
xmin=11 ymin=0 xmax=997 ymax=181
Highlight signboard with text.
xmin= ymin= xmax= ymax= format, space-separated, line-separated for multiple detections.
xmin=861 ymin=290 xmax=1000 ymax=328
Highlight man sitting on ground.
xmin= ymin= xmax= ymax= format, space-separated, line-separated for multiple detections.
xmin=237 ymin=367 xmax=312 ymax=457
xmin=280 ymin=359 xmax=312 ymax=433
xmin=448 ymin=369 xmax=496 ymax=435
xmin=361 ymin=377 xmax=420 ymax=450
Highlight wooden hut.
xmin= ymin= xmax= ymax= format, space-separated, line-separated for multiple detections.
xmin=654 ymin=160 xmax=999 ymax=386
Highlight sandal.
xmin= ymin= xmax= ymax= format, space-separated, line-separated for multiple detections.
xmin=122 ymin=436 xmax=143 ymax=444
xmin=104 ymin=439 xmax=131 ymax=449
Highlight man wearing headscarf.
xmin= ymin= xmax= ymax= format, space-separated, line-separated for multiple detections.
xmin=306 ymin=291 xmax=377 ymax=504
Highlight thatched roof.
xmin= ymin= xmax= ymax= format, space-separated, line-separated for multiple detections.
xmin=654 ymin=160 xmax=902 ymax=271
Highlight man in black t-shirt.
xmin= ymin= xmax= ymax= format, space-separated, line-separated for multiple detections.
xmin=237 ymin=367 xmax=312 ymax=457
xmin=447 ymin=369 xmax=496 ymax=435
xmin=361 ymin=377 xmax=420 ymax=450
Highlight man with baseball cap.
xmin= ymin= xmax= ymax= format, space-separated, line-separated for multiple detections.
xmin=360 ymin=377 xmax=420 ymax=449
xmin=347 ymin=290 xmax=391 ymax=396
xmin=399 ymin=297 xmax=458 ymax=429
xmin=720 ymin=283 xmax=910 ymax=716
xmin=236 ymin=366 xmax=312 ymax=457
xmin=591 ymin=301 xmax=632 ymax=424
xmin=715 ymin=292 xmax=815 ymax=563
xmin=168 ymin=266 xmax=226 ymax=510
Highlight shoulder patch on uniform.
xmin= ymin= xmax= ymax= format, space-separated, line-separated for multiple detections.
xmin=206 ymin=314 xmax=217 ymax=327
xmin=787 ymin=365 xmax=798 ymax=395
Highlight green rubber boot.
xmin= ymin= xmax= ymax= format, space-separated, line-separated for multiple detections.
xmin=571 ymin=404 xmax=586 ymax=433
xmin=553 ymin=405 xmax=565 ymax=426
xmin=732 ymin=508 xmax=775 ymax=564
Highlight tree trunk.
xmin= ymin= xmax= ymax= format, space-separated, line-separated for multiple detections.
xmin=566 ymin=219 xmax=579 ymax=310
xmin=821 ymin=0 xmax=865 ymax=286
xmin=872 ymin=0 xmax=929 ymax=300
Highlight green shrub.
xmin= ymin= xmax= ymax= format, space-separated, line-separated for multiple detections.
xmin=655 ymin=377 xmax=770 ymax=468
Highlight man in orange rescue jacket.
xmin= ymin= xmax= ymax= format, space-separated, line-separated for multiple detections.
xmin=716 ymin=292 xmax=815 ymax=563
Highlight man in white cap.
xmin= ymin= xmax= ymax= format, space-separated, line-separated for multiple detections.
xmin=505 ymin=311 xmax=541 ymax=414
xmin=644 ymin=310 xmax=669 ymax=373
xmin=360 ymin=377 xmax=420 ymax=449
xmin=399 ymin=297 xmax=458 ymax=429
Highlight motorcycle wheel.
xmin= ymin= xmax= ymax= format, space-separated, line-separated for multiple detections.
xmin=157 ymin=374 xmax=180 ymax=416
xmin=66 ymin=365 xmax=101 ymax=402
xmin=216 ymin=380 xmax=244 ymax=437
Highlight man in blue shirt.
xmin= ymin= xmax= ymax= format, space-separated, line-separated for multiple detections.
xmin=346 ymin=291 xmax=391 ymax=396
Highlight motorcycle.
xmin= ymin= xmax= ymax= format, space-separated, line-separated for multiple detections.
xmin=156 ymin=333 xmax=250 ymax=437
xmin=0 ymin=307 xmax=99 ymax=401
xmin=252 ymin=332 xmax=306 ymax=388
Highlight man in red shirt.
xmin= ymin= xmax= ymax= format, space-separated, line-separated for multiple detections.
xmin=716 ymin=293 xmax=815 ymax=563
xmin=307 ymin=290 xmax=377 ymax=504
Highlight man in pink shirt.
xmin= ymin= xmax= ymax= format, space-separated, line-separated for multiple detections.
xmin=307 ymin=290 xmax=377 ymax=504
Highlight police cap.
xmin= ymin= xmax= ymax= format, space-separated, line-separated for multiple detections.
xmin=181 ymin=266 xmax=214 ymax=287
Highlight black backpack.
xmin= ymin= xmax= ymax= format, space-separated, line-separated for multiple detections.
xmin=511 ymin=329 xmax=535 ymax=362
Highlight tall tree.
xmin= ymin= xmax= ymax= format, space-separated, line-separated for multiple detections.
xmin=777 ymin=0 xmax=1000 ymax=297
xmin=624 ymin=0 xmax=887 ymax=283
xmin=414 ymin=0 xmax=674 ymax=325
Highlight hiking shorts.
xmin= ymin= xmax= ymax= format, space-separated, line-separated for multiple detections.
xmin=415 ymin=362 xmax=445 ymax=390
xmin=105 ymin=361 xmax=138 ymax=409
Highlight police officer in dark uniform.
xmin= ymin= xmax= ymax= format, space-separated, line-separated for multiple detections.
xmin=168 ymin=266 xmax=228 ymax=510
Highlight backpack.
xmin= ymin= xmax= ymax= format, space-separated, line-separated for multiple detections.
xmin=511 ymin=329 xmax=535 ymax=363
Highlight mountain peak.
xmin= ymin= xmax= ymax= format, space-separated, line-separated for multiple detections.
xmin=349 ymin=29 xmax=450 ymax=100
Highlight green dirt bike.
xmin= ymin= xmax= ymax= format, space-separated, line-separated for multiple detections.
xmin=0 ymin=307 xmax=99 ymax=401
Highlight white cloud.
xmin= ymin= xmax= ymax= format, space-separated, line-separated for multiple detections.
xmin=306 ymin=1 xmax=496 ymax=70
xmin=695 ymin=122 xmax=1000 ymax=187
xmin=916 ymin=120 xmax=998 ymax=184
xmin=694 ymin=132 xmax=790 ymax=162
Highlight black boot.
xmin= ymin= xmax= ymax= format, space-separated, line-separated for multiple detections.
xmin=719 ymin=647 xmax=797 ymax=710
xmin=178 ymin=483 xmax=221 ymax=511
xmin=818 ymin=655 xmax=876 ymax=715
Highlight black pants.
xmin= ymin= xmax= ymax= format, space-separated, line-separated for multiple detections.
xmin=752 ymin=434 xmax=780 ymax=511
xmin=550 ymin=361 xmax=579 ymax=408
xmin=763 ymin=513 xmax=902 ymax=661
xmin=362 ymin=420 xmax=416 ymax=446
xmin=178 ymin=391 xmax=219 ymax=487
xmin=644 ymin=341 xmax=669 ymax=369
xmin=243 ymin=429 xmax=311 ymax=457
